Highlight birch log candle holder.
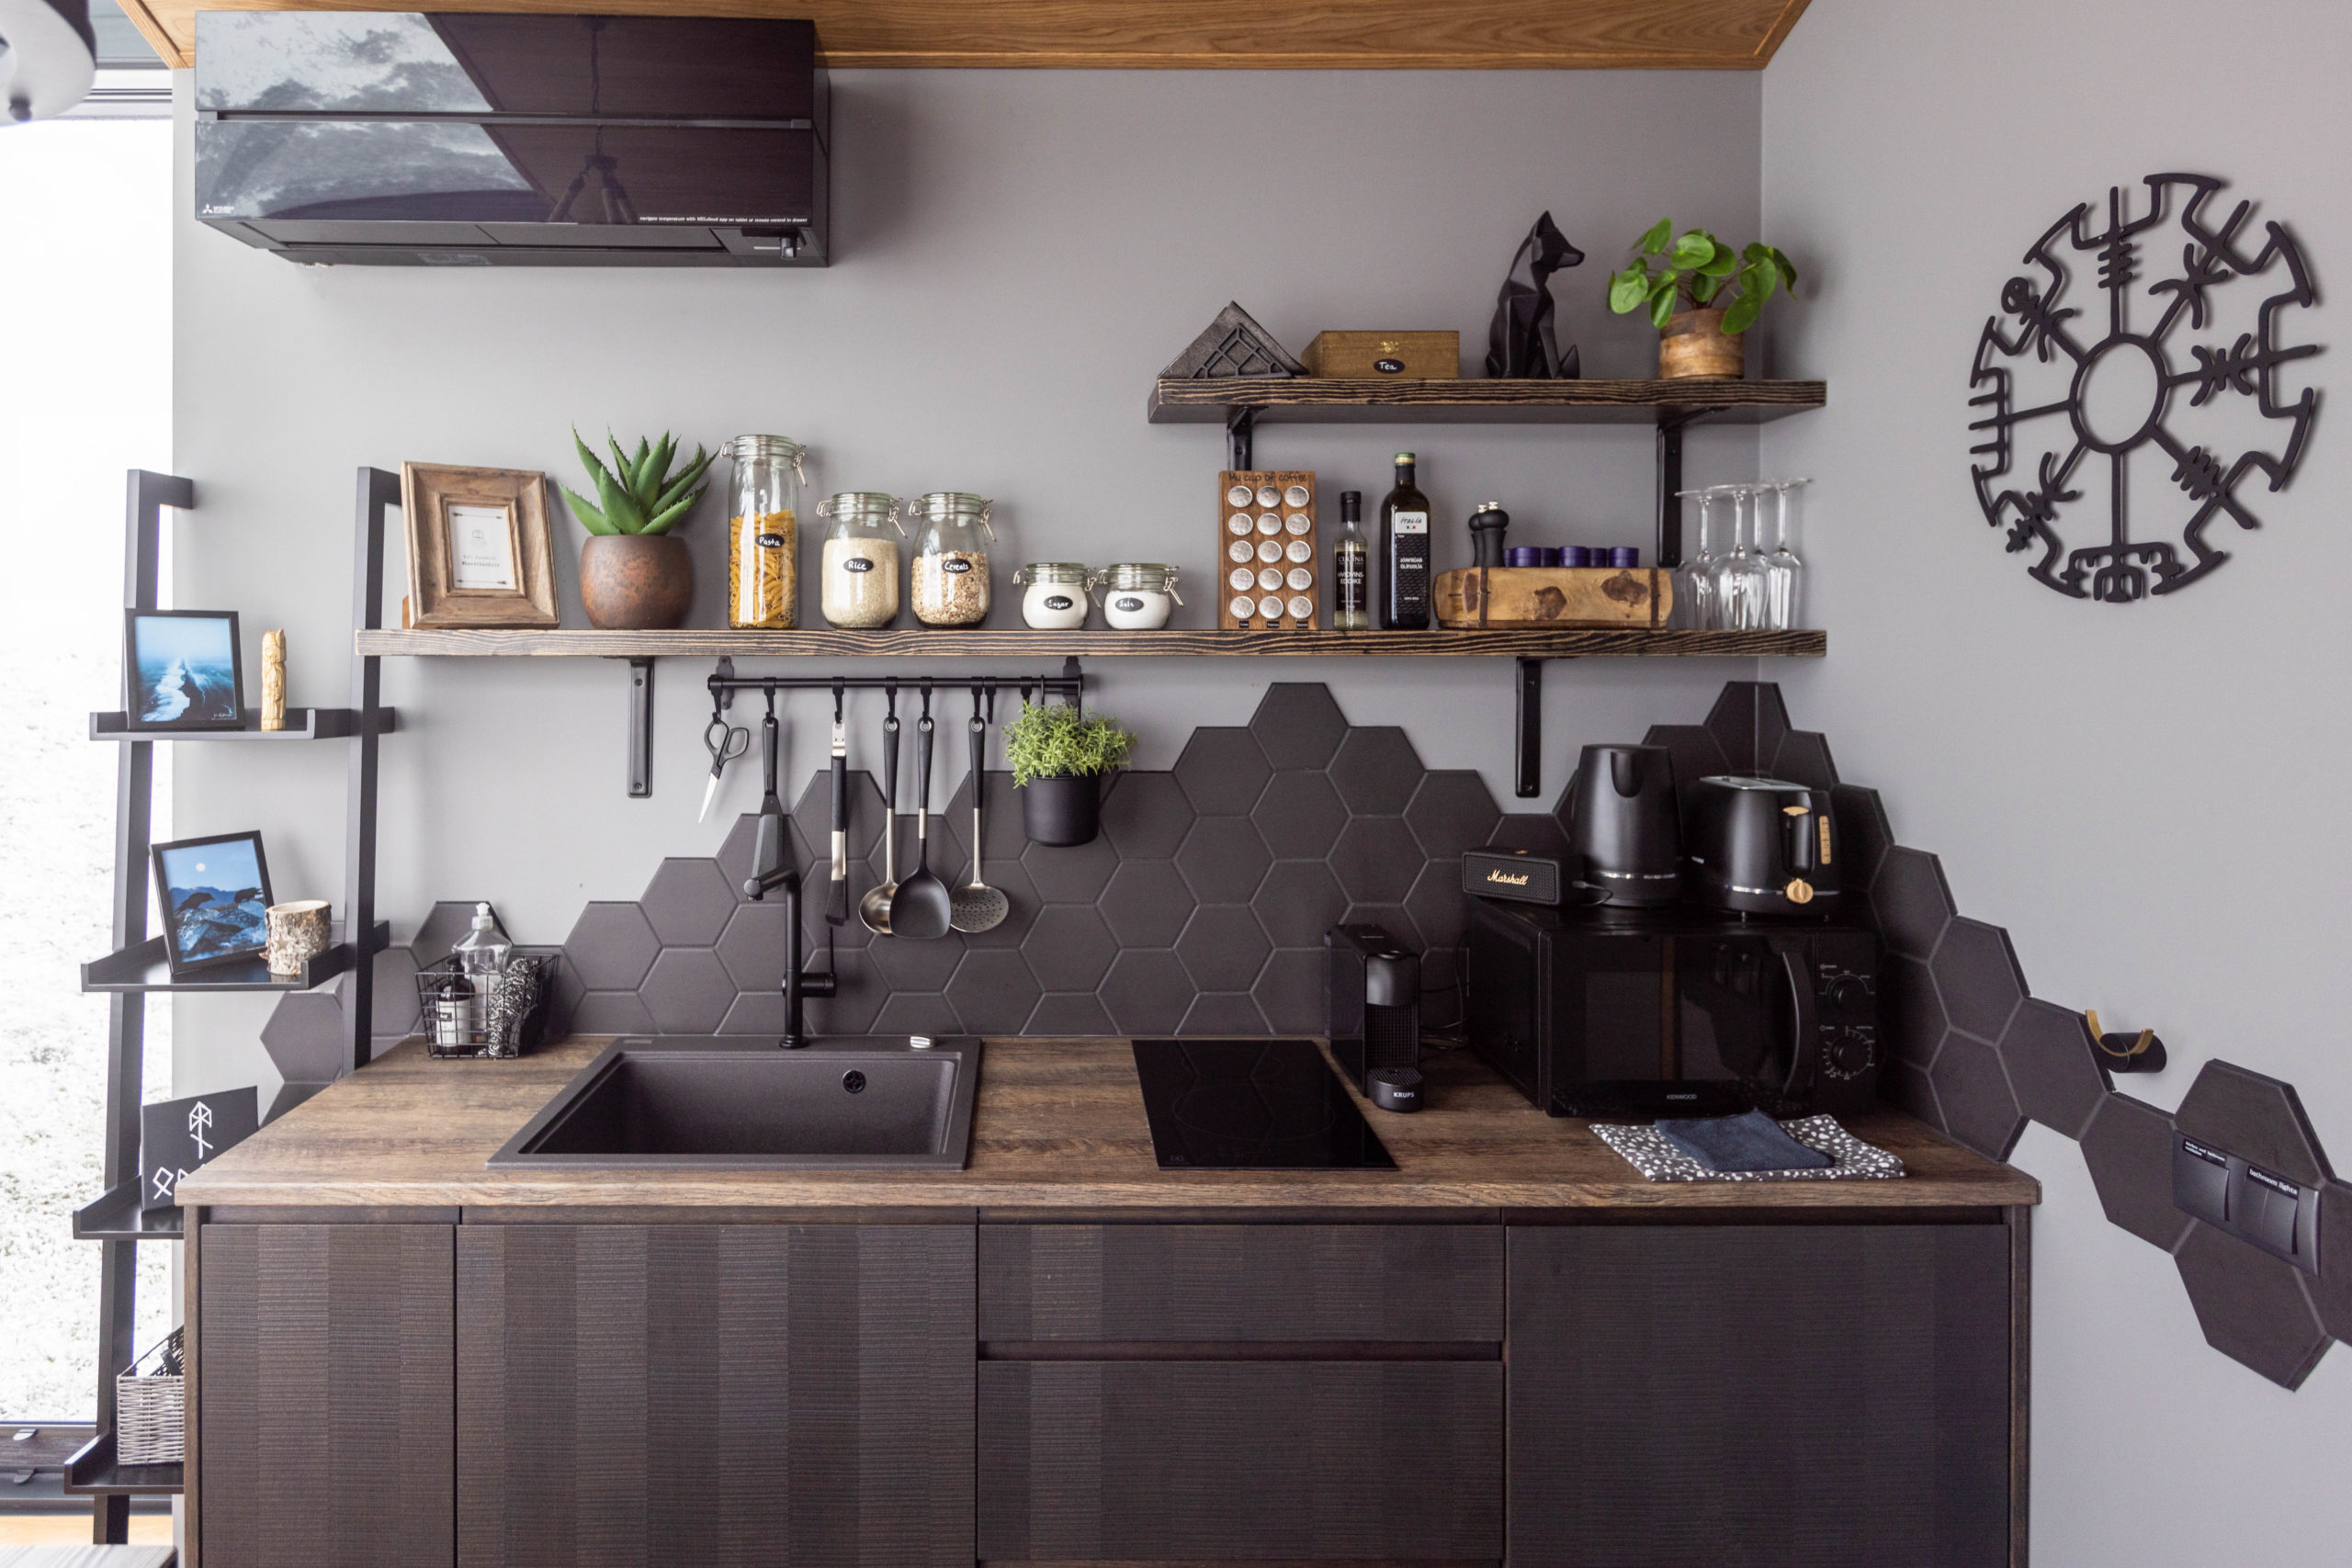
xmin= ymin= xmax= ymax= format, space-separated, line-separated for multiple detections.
xmin=265 ymin=899 xmax=331 ymax=976
xmin=260 ymin=628 xmax=286 ymax=731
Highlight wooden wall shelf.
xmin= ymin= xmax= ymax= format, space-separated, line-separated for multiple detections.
xmin=1147 ymin=377 xmax=1827 ymax=426
xmin=358 ymin=626 xmax=1824 ymax=660
xmin=124 ymin=0 xmax=1813 ymax=74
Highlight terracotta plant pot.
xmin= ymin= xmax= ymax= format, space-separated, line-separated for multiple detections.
xmin=1020 ymin=774 xmax=1101 ymax=847
xmin=1657 ymin=308 xmax=1746 ymax=380
xmin=579 ymin=534 xmax=693 ymax=630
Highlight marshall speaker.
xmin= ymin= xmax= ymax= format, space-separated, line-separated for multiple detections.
xmin=1326 ymin=923 xmax=1420 ymax=1093
xmin=1462 ymin=847 xmax=1566 ymax=907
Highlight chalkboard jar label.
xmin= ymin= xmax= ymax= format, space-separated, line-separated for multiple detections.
xmin=756 ymin=534 xmax=786 ymax=548
xmin=942 ymin=558 xmax=973 ymax=574
xmin=1043 ymin=594 xmax=1074 ymax=610
xmin=1114 ymin=595 xmax=1146 ymax=612
xmin=842 ymin=557 xmax=874 ymax=572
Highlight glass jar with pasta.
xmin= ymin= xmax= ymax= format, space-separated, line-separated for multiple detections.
xmin=725 ymin=434 xmax=805 ymax=629
xmin=909 ymin=491 xmax=995 ymax=627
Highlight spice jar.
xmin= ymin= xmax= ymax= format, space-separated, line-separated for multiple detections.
xmin=815 ymin=491 xmax=904 ymax=628
xmin=1015 ymin=562 xmax=1093 ymax=629
xmin=909 ymin=491 xmax=994 ymax=626
xmin=725 ymin=434 xmax=805 ymax=629
xmin=1099 ymin=563 xmax=1182 ymax=629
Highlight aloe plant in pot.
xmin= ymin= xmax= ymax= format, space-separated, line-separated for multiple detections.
xmin=1607 ymin=221 xmax=1798 ymax=380
xmin=560 ymin=430 xmax=715 ymax=629
xmin=1002 ymin=701 xmax=1136 ymax=847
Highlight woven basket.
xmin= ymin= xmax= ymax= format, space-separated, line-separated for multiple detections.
xmin=117 ymin=1326 xmax=185 ymax=1465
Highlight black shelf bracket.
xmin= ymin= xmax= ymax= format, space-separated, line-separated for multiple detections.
xmin=1227 ymin=405 xmax=1256 ymax=470
xmin=1514 ymin=659 xmax=1544 ymax=798
xmin=1655 ymin=409 xmax=1697 ymax=570
xmin=345 ymin=468 xmax=397 ymax=1075
xmin=628 ymin=658 xmax=656 ymax=797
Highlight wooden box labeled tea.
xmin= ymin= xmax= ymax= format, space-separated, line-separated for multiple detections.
xmin=1302 ymin=331 xmax=1460 ymax=378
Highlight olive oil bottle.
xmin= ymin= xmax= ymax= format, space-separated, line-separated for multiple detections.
xmin=1332 ymin=491 xmax=1369 ymax=630
xmin=1379 ymin=452 xmax=1431 ymax=630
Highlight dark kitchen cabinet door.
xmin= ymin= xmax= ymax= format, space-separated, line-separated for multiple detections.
xmin=456 ymin=1224 xmax=974 ymax=1568
xmin=198 ymin=1224 xmax=456 ymax=1568
xmin=978 ymin=1359 xmax=1503 ymax=1561
xmin=1509 ymin=1224 xmax=2013 ymax=1568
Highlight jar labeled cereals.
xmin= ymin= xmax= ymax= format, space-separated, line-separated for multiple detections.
xmin=725 ymin=434 xmax=805 ymax=629
xmin=816 ymin=491 xmax=904 ymax=627
xmin=910 ymin=491 xmax=994 ymax=626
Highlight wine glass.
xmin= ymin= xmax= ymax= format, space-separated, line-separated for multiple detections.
xmin=1761 ymin=479 xmax=1809 ymax=630
xmin=1710 ymin=484 xmax=1770 ymax=631
xmin=1675 ymin=487 xmax=1726 ymax=629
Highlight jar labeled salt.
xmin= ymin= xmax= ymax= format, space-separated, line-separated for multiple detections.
xmin=1099 ymin=562 xmax=1181 ymax=629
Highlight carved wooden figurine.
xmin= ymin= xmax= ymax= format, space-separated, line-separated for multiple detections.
xmin=259 ymin=628 xmax=286 ymax=731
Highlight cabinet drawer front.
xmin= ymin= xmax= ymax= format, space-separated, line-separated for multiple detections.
xmin=198 ymin=1224 xmax=455 ymax=1568
xmin=457 ymin=1224 xmax=973 ymax=1568
xmin=980 ymin=1224 xmax=1502 ymax=1342
xmin=1508 ymin=1224 xmax=2012 ymax=1568
xmin=978 ymin=1359 xmax=1502 ymax=1561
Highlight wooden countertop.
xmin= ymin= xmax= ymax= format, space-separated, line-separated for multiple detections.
xmin=176 ymin=1036 xmax=2040 ymax=1213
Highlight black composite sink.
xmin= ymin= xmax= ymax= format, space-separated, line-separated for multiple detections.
xmin=489 ymin=1036 xmax=980 ymax=1169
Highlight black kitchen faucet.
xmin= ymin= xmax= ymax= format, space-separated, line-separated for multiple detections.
xmin=743 ymin=847 xmax=836 ymax=1049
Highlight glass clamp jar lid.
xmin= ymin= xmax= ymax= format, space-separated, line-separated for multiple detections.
xmin=909 ymin=491 xmax=995 ymax=536
xmin=1015 ymin=561 xmax=1093 ymax=629
xmin=816 ymin=491 xmax=903 ymax=528
xmin=1100 ymin=562 xmax=1182 ymax=629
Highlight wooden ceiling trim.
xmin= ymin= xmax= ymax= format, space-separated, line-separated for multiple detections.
xmin=136 ymin=0 xmax=1812 ymax=74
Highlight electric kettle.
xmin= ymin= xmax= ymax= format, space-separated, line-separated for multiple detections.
xmin=1683 ymin=774 xmax=1840 ymax=916
xmin=1566 ymin=744 xmax=1681 ymax=908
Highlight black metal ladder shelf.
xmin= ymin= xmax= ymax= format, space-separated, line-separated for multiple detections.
xmin=54 ymin=468 xmax=397 ymax=1536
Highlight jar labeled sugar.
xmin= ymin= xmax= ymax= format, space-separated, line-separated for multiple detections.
xmin=1099 ymin=562 xmax=1181 ymax=629
xmin=1014 ymin=562 xmax=1093 ymax=629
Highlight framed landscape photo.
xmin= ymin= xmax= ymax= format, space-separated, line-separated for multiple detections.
xmin=124 ymin=609 xmax=245 ymax=731
xmin=151 ymin=830 xmax=274 ymax=977
xmin=401 ymin=462 xmax=560 ymax=628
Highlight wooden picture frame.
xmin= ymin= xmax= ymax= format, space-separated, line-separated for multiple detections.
xmin=401 ymin=463 xmax=560 ymax=628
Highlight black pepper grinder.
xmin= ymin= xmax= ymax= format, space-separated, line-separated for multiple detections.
xmin=1468 ymin=502 xmax=1510 ymax=568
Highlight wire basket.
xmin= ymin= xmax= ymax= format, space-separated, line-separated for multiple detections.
xmin=416 ymin=951 xmax=558 ymax=1059
xmin=117 ymin=1326 xmax=185 ymax=1465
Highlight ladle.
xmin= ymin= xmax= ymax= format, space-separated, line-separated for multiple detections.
xmin=856 ymin=690 xmax=900 ymax=935
xmin=888 ymin=686 xmax=955 ymax=940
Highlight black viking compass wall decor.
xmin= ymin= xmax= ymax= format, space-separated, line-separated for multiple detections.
xmin=1969 ymin=173 xmax=2320 ymax=600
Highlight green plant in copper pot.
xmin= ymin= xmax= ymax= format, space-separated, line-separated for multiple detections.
xmin=1001 ymin=700 xmax=1136 ymax=847
xmin=1606 ymin=221 xmax=1799 ymax=380
xmin=559 ymin=429 xmax=715 ymax=630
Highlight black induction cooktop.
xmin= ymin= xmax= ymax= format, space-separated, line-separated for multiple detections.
xmin=1131 ymin=1039 xmax=1396 ymax=1170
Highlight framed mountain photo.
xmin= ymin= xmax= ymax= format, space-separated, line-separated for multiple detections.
xmin=124 ymin=609 xmax=245 ymax=730
xmin=151 ymin=830 xmax=274 ymax=977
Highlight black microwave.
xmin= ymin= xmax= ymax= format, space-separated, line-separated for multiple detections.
xmin=1464 ymin=899 xmax=1881 ymax=1119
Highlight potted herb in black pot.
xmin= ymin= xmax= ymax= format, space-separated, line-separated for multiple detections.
xmin=1002 ymin=700 xmax=1135 ymax=847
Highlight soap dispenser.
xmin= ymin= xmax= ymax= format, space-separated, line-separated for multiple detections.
xmin=450 ymin=903 xmax=512 ymax=1055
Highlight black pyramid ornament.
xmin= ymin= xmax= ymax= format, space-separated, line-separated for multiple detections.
xmin=1486 ymin=212 xmax=1585 ymax=379
xmin=1161 ymin=301 xmax=1306 ymax=379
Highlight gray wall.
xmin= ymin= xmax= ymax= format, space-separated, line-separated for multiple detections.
xmin=1761 ymin=1 xmax=2352 ymax=1560
xmin=170 ymin=70 xmax=1764 ymax=1086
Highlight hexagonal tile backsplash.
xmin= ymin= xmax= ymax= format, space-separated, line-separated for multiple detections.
xmin=259 ymin=676 xmax=2350 ymax=1390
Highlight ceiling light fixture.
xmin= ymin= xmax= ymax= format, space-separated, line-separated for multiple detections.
xmin=0 ymin=0 xmax=96 ymax=123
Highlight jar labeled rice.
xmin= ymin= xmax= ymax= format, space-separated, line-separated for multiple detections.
xmin=816 ymin=491 xmax=904 ymax=628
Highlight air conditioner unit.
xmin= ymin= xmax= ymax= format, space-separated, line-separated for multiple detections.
xmin=193 ymin=12 xmax=827 ymax=266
